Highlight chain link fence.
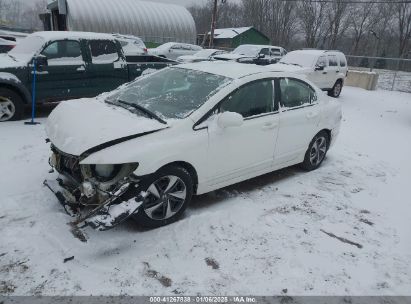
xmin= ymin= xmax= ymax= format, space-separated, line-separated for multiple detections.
xmin=346 ymin=55 xmax=411 ymax=93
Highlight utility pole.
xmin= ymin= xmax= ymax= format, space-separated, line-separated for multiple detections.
xmin=209 ymin=0 xmax=218 ymax=48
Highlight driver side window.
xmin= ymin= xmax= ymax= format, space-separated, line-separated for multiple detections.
xmin=316 ymin=56 xmax=327 ymax=68
xmin=41 ymin=40 xmax=83 ymax=65
xmin=220 ymin=80 xmax=275 ymax=118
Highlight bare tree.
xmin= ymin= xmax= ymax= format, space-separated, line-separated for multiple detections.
xmin=297 ymin=0 xmax=328 ymax=48
xmin=394 ymin=3 xmax=411 ymax=57
xmin=348 ymin=2 xmax=379 ymax=54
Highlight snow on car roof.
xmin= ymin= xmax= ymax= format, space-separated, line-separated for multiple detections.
xmin=210 ymin=27 xmax=252 ymax=39
xmin=31 ymin=31 xmax=116 ymax=42
xmin=291 ymin=49 xmax=343 ymax=55
xmin=178 ymin=61 xmax=275 ymax=79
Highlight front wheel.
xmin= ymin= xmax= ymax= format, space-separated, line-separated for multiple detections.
xmin=300 ymin=131 xmax=329 ymax=171
xmin=328 ymin=80 xmax=343 ymax=98
xmin=133 ymin=165 xmax=193 ymax=228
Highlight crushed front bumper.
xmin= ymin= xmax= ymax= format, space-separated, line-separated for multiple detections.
xmin=44 ymin=177 xmax=143 ymax=233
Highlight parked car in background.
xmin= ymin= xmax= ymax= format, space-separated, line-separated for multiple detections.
xmin=177 ymin=49 xmax=227 ymax=63
xmin=0 ymin=31 xmax=176 ymax=122
xmin=274 ymin=50 xmax=348 ymax=98
xmin=0 ymin=37 xmax=16 ymax=53
xmin=149 ymin=42 xmax=202 ymax=60
xmin=213 ymin=44 xmax=287 ymax=65
xmin=112 ymin=34 xmax=147 ymax=56
xmin=44 ymin=61 xmax=342 ymax=231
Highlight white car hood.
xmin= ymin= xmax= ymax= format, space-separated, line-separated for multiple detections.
xmin=268 ymin=63 xmax=312 ymax=74
xmin=0 ymin=54 xmax=25 ymax=68
xmin=214 ymin=53 xmax=247 ymax=61
xmin=46 ymin=98 xmax=168 ymax=156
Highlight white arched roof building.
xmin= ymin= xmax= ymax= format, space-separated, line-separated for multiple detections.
xmin=46 ymin=0 xmax=197 ymax=44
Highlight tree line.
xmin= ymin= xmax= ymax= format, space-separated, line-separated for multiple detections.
xmin=189 ymin=0 xmax=411 ymax=58
xmin=0 ymin=0 xmax=46 ymax=32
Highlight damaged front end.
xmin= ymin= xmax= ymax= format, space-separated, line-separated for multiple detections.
xmin=44 ymin=146 xmax=144 ymax=232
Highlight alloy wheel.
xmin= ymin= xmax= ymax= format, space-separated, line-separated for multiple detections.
xmin=310 ymin=136 xmax=327 ymax=166
xmin=334 ymin=82 xmax=342 ymax=97
xmin=143 ymin=175 xmax=187 ymax=220
xmin=0 ymin=97 xmax=15 ymax=122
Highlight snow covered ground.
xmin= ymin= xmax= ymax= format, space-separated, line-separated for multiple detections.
xmin=1 ymin=87 xmax=411 ymax=296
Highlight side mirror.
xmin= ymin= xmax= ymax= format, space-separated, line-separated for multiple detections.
xmin=34 ymin=55 xmax=48 ymax=69
xmin=217 ymin=111 xmax=244 ymax=129
xmin=258 ymin=53 xmax=266 ymax=59
xmin=315 ymin=65 xmax=324 ymax=71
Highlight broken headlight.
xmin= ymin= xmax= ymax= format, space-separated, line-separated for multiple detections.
xmin=91 ymin=164 xmax=122 ymax=182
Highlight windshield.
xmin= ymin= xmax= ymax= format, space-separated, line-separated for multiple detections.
xmin=232 ymin=45 xmax=260 ymax=57
xmin=8 ymin=35 xmax=45 ymax=60
xmin=279 ymin=52 xmax=318 ymax=67
xmin=106 ymin=67 xmax=232 ymax=119
xmin=156 ymin=42 xmax=174 ymax=50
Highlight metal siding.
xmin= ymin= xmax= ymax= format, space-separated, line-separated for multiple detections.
xmin=65 ymin=0 xmax=196 ymax=44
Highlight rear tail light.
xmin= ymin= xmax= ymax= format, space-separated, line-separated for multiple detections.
xmin=144 ymin=48 xmax=148 ymax=53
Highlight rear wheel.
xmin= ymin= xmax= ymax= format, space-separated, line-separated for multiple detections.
xmin=328 ymin=80 xmax=343 ymax=98
xmin=0 ymin=88 xmax=24 ymax=122
xmin=133 ymin=165 xmax=193 ymax=228
xmin=300 ymin=131 xmax=329 ymax=171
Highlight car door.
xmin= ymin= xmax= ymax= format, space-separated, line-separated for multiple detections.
xmin=309 ymin=55 xmax=329 ymax=89
xmin=88 ymin=39 xmax=128 ymax=96
xmin=326 ymin=54 xmax=340 ymax=87
xmin=206 ymin=79 xmax=280 ymax=186
xmin=35 ymin=40 xmax=89 ymax=102
xmin=274 ymin=77 xmax=320 ymax=165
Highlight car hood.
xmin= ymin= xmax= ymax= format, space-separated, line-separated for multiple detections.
xmin=213 ymin=53 xmax=248 ymax=61
xmin=267 ymin=63 xmax=312 ymax=73
xmin=46 ymin=98 xmax=168 ymax=156
xmin=0 ymin=54 xmax=25 ymax=69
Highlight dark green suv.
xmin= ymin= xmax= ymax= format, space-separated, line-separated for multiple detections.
xmin=0 ymin=31 xmax=175 ymax=122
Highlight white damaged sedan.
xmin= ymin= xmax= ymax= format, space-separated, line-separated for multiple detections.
xmin=45 ymin=62 xmax=342 ymax=231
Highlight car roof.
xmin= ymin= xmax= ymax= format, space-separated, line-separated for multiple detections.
xmin=177 ymin=61 xmax=281 ymax=79
xmin=31 ymin=31 xmax=116 ymax=42
xmin=291 ymin=49 xmax=344 ymax=56
xmin=237 ymin=44 xmax=282 ymax=49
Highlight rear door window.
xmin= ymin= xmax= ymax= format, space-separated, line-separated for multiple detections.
xmin=279 ymin=78 xmax=317 ymax=109
xmin=89 ymin=40 xmax=119 ymax=64
xmin=328 ymin=55 xmax=338 ymax=67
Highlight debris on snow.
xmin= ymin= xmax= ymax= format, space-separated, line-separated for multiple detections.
xmin=320 ymin=229 xmax=363 ymax=249
xmin=205 ymin=257 xmax=220 ymax=270
xmin=63 ymin=256 xmax=74 ymax=263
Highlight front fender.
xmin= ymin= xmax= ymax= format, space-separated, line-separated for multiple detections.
xmin=0 ymin=72 xmax=31 ymax=104
xmin=79 ymin=127 xmax=208 ymax=183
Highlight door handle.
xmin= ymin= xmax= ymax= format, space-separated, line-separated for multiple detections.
xmin=262 ymin=122 xmax=278 ymax=130
xmin=323 ymin=72 xmax=327 ymax=74
xmin=336 ymin=70 xmax=340 ymax=73
xmin=306 ymin=111 xmax=318 ymax=119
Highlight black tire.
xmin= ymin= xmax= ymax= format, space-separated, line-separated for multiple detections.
xmin=0 ymin=87 xmax=24 ymax=122
xmin=133 ymin=165 xmax=193 ymax=228
xmin=328 ymin=80 xmax=343 ymax=98
xmin=300 ymin=131 xmax=329 ymax=171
